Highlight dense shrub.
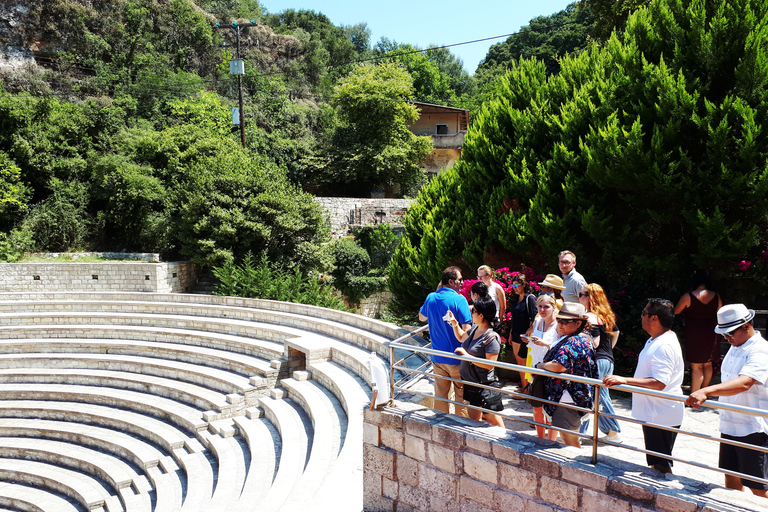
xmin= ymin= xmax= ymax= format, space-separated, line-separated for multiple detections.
xmin=354 ymin=223 xmax=400 ymax=269
xmin=22 ymin=179 xmax=93 ymax=252
xmin=212 ymin=252 xmax=347 ymax=310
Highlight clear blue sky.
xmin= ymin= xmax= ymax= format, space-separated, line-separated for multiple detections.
xmin=261 ymin=1 xmax=576 ymax=74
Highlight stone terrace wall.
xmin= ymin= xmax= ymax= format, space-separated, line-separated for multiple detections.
xmin=0 ymin=262 xmax=198 ymax=293
xmin=363 ymin=404 xmax=764 ymax=512
xmin=314 ymin=198 xmax=414 ymax=234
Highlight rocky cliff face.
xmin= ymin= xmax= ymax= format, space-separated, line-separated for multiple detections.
xmin=0 ymin=2 xmax=38 ymax=69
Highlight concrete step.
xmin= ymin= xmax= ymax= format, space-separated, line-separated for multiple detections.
xmin=0 ymin=400 xmax=193 ymax=452
xmin=199 ymin=430 xmax=247 ymax=512
xmin=0 ymin=481 xmax=81 ymax=512
xmin=174 ymin=448 xmax=214 ymax=512
xmin=0 ymin=436 xmax=145 ymax=494
xmin=0 ymin=417 xmax=165 ymax=470
xmin=0 ymin=325 xmax=285 ymax=365
xmin=146 ymin=465 xmax=183 ymax=512
xmin=307 ymin=361 xmax=369 ymax=511
xmin=278 ymin=377 xmax=343 ymax=512
xmin=0 ymin=458 xmax=121 ymax=512
xmin=0 ymin=338 xmax=277 ymax=381
xmin=256 ymin=396 xmax=309 ymax=512
xmin=0 ymin=384 xmax=208 ymax=433
xmin=0 ymin=352 xmax=257 ymax=399
xmin=231 ymin=412 xmax=279 ymax=509
xmin=0 ymin=367 xmax=238 ymax=415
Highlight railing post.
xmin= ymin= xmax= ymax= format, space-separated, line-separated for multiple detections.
xmin=389 ymin=344 xmax=395 ymax=403
xmin=591 ymin=385 xmax=601 ymax=464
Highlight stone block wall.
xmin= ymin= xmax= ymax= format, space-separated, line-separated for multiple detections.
xmin=313 ymin=198 xmax=414 ymax=234
xmin=363 ymin=404 xmax=761 ymax=512
xmin=0 ymin=262 xmax=198 ymax=293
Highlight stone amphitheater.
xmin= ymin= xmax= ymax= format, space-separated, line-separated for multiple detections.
xmin=0 ymin=291 xmax=405 ymax=512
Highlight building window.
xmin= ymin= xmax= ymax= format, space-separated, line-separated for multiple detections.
xmin=436 ymin=124 xmax=449 ymax=134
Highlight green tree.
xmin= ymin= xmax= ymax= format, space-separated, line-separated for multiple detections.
xmin=391 ymin=0 xmax=768 ymax=312
xmin=581 ymin=0 xmax=650 ymax=41
xmin=0 ymin=152 xmax=30 ymax=230
xmin=308 ymin=62 xmax=432 ymax=195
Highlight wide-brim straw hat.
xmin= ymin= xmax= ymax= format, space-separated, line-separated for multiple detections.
xmin=539 ymin=274 xmax=565 ymax=290
xmin=555 ymin=302 xmax=589 ymax=321
xmin=714 ymin=304 xmax=755 ymax=334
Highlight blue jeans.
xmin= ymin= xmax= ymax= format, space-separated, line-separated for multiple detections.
xmin=580 ymin=358 xmax=621 ymax=435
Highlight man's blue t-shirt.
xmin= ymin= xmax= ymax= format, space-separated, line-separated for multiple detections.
xmin=420 ymin=287 xmax=472 ymax=365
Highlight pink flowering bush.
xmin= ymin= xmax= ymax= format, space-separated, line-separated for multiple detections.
xmin=458 ymin=264 xmax=544 ymax=344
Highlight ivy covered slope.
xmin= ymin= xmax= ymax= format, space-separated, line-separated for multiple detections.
xmin=391 ymin=0 xmax=768 ymax=312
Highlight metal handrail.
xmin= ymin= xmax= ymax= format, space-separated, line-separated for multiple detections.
xmin=387 ymin=340 xmax=768 ymax=488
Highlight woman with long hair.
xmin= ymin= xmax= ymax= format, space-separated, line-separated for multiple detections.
xmin=674 ymin=270 xmax=722 ymax=393
xmin=526 ymin=294 xmax=558 ymax=438
xmin=578 ymin=283 xmax=621 ymax=441
xmin=477 ymin=265 xmax=506 ymax=319
xmin=446 ymin=296 xmax=505 ymax=427
xmin=534 ymin=302 xmax=597 ymax=447
xmin=508 ymin=273 xmax=537 ymax=391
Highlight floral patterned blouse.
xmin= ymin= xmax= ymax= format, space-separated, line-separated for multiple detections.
xmin=542 ymin=332 xmax=598 ymax=417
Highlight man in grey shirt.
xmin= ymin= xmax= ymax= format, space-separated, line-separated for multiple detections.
xmin=559 ymin=250 xmax=586 ymax=303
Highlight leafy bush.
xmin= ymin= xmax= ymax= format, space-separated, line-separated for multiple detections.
xmin=22 ymin=179 xmax=93 ymax=252
xmin=212 ymin=252 xmax=347 ymax=310
xmin=327 ymin=237 xmax=388 ymax=302
xmin=0 ymin=228 xmax=34 ymax=262
xmin=354 ymin=223 xmax=399 ymax=269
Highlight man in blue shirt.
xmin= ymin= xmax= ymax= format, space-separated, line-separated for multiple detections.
xmin=419 ymin=266 xmax=472 ymax=416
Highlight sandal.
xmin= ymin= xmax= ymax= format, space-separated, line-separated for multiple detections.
xmin=512 ymin=385 xmax=529 ymax=399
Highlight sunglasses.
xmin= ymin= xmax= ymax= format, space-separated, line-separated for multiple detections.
xmin=723 ymin=325 xmax=743 ymax=339
xmin=578 ymin=292 xmax=589 ymax=298
xmin=556 ymin=318 xmax=579 ymax=325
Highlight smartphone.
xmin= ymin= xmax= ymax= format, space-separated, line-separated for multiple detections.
xmin=520 ymin=335 xmax=534 ymax=343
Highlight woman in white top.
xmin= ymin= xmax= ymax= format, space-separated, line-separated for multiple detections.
xmin=478 ymin=265 xmax=506 ymax=320
xmin=526 ymin=294 xmax=558 ymax=438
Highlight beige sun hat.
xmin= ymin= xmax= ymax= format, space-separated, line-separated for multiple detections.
xmin=539 ymin=274 xmax=565 ymax=290
xmin=555 ymin=302 xmax=588 ymax=321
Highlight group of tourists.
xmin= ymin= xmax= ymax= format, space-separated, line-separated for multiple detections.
xmin=418 ymin=251 xmax=768 ymax=497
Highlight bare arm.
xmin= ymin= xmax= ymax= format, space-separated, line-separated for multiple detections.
xmin=686 ymin=375 xmax=758 ymax=409
xmin=418 ymin=311 xmax=427 ymax=322
xmin=674 ymin=293 xmax=690 ymax=315
xmin=535 ymin=360 xmax=567 ymax=373
xmin=603 ymin=375 xmax=666 ymax=391
xmin=610 ymin=330 xmax=620 ymax=348
xmin=495 ymin=285 xmax=506 ymax=319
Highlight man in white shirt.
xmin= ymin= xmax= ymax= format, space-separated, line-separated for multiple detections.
xmin=686 ymin=304 xmax=768 ymax=498
xmin=558 ymin=250 xmax=586 ymax=303
xmin=604 ymin=298 xmax=684 ymax=473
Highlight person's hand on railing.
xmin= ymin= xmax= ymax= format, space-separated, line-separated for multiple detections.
xmin=603 ymin=375 xmax=627 ymax=386
xmin=686 ymin=389 xmax=708 ymax=410
xmin=453 ymin=346 xmax=468 ymax=357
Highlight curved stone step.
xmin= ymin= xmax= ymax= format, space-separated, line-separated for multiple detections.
xmin=0 ymin=481 xmax=81 ymax=512
xmin=278 ymin=377 xmax=342 ymax=512
xmin=0 ymin=338 xmax=277 ymax=381
xmin=0 ymin=298 xmax=396 ymax=357
xmin=231 ymin=412 xmax=279 ymax=509
xmin=0 ymin=367 xmax=237 ymax=414
xmin=256 ymin=396 xmax=309 ymax=512
xmin=307 ymin=361 xmax=368 ymax=511
xmin=0 ymin=384 xmax=207 ymax=433
xmin=146 ymin=465 xmax=183 ymax=512
xmin=0 ymin=325 xmax=285 ymax=364
xmin=0 ymin=458 xmax=120 ymax=512
xmin=174 ymin=448 xmax=214 ymax=512
xmin=0 ymin=436 xmax=144 ymax=493
xmin=0 ymin=417 xmax=164 ymax=470
xmin=0 ymin=400 xmax=192 ymax=452
xmin=199 ymin=430 xmax=247 ymax=512
xmin=0 ymin=352 xmax=256 ymax=398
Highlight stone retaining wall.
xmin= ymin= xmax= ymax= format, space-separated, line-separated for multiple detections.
xmin=0 ymin=262 xmax=197 ymax=293
xmin=314 ymin=198 xmax=414 ymax=233
xmin=363 ymin=404 xmax=762 ymax=512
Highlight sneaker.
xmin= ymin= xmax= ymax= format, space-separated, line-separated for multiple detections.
xmin=600 ymin=433 xmax=622 ymax=444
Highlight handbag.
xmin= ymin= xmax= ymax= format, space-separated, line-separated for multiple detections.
xmin=526 ymin=374 xmax=547 ymax=408
xmin=478 ymin=381 xmax=504 ymax=411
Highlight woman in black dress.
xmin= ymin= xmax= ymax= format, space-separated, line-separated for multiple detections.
xmin=508 ymin=273 xmax=536 ymax=392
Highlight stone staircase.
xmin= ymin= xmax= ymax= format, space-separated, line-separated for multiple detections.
xmin=0 ymin=292 xmax=402 ymax=512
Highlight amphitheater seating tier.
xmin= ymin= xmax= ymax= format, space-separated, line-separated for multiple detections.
xmin=0 ymin=292 xmax=388 ymax=512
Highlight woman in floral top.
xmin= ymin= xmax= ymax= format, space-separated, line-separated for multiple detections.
xmin=534 ymin=302 xmax=597 ymax=447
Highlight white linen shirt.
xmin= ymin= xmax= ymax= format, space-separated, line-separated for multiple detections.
xmin=632 ymin=330 xmax=685 ymax=426
xmin=718 ymin=332 xmax=768 ymax=436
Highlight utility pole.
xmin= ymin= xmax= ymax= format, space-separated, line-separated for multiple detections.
xmin=215 ymin=20 xmax=256 ymax=149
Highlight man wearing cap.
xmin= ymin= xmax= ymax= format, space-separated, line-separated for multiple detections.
xmin=419 ymin=266 xmax=471 ymax=417
xmin=686 ymin=304 xmax=768 ymax=497
xmin=604 ymin=298 xmax=684 ymax=473
xmin=558 ymin=251 xmax=586 ymax=303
